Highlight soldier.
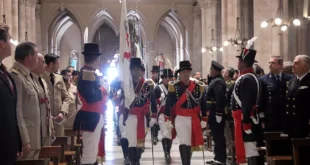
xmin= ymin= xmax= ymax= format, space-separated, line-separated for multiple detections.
xmin=150 ymin=65 xmax=160 ymax=144
xmin=31 ymin=53 xmax=55 ymax=146
xmin=259 ymin=56 xmax=294 ymax=132
xmin=124 ymin=58 xmax=157 ymax=165
xmin=165 ymin=60 xmax=207 ymax=165
xmin=205 ymin=61 xmax=227 ymax=165
xmin=43 ymin=53 xmax=71 ymax=136
xmin=154 ymin=68 xmax=174 ymax=164
xmin=231 ymin=47 xmax=264 ymax=165
xmin=73 ymin=43 xmax=108 ymax=165
xmin=10 ymin=42 xmax=41 ymax=159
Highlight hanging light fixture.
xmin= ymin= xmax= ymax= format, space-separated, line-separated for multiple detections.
xmin=223 ymin=17 xmax=247 ymax=47
xmin=201 ymin=29 xmax=221 ymax=54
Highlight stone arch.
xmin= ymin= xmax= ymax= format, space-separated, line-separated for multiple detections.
xmin=88 ymin=9 xmax=118 ymax=42
xmin=48 ymin=8 xmax=83 ymax=54
xmin=154 ymin=10 xmax=187 ymax=66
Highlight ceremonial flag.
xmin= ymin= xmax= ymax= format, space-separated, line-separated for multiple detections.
xmin=119 ymin=0 xmax=135 ymax=109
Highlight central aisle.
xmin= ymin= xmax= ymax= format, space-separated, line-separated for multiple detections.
xmin=102 ymin=101 xmax=215 ymax=165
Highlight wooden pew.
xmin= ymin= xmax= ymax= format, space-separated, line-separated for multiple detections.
xmin=64 ymin=129 xmax=82 ymax=165
xmin=17 ymin=159 xmax=45 ymax=165
xmin=292 ymin=138 xmax=310 ymax=165
xmin=264 ymin=132 xmax=293 ymax=165
xmin=39 ymin=146 xmax=65 ymax=165
xmin=51 ymin=137 xmax=75 ymax=165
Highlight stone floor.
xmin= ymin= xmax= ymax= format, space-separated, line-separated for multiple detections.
xmin=102 ymin=100 xmax=215 ymax=165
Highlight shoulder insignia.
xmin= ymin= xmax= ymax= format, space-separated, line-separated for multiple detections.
xmin=193 ymin=80 xmax=206 ymax=93
xmin=82 ymin=70 xmax=96 ymax=81
xmin=168 ymin=80 xmax=178 ymax=92
xmin=12 ymin=68 xmax=19 ymax=75
xmin=145 ymin=79 xmax=155 ymax=87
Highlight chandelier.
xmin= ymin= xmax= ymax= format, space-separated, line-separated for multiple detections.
xmin=260 ymin=0 xmax=306 ymax=32
xmin=201 ymin=29 xmax=223 ymax=53
xmin=223 ymin=17 xmax=247 ymax=47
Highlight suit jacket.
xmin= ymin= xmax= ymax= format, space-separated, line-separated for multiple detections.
xmin=32 ymin=73 xmax=54 ymax=142
xmin=284 ymin=73 xmax=310 ymax=138
xmin=42 ymin=71 xmax=71 ymax=116
xmin=10 ymin=62 xmax=42 ymax=150
xmin=0 ymin=63 xmax=21 ymax=164
xmin=65 ymin=83 xmax=82 ymax=129
xmin=258 ymin=73 xmax=294 ymax=131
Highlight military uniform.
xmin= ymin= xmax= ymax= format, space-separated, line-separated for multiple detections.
xmin=154 ymin=68 xmax=174 ymax=164
xmin=205 ymin=61 xmax=227 ymax=165
xmin=231 ymin=48 xmax=264 ymax=165
xmin=165 ymin=61 xmax=207 ymax=165
xmin=42 ymin=71 xmax=70 ymax=136
xmin=258 ymin=73 xmax=294 ymax=132
xmin=150 ymin=65 xmax=160 ymax=144
xmin=64 ymin=83 xmax=82 ymax=129
xmin=125 ymin=58 xmax=157 ymax=165
xmin=10 ymin=62 xmax=42 ymax=159
xmin=73 ymin=43 xmax=108 ymax=165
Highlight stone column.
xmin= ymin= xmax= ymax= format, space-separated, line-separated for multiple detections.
xmin=12 ymin=0 xmax=18 ymax=41
xmin=146 ymin=41 xmax=156 ymax=78
xmin=2 ymin=0 xmax=13 ymax=67
xmin=192 ymin=5 xmax=202 ymax=73
xmin=30 ymin=0 xmax=36 ymax=43
xmin=18 ymin=0 xmax=25 ymax=42
xmin=25 ymin=0 xmax=31 ymax=41
xmin=199 ymin=0 xmax=221 ymax=78
xmin=0 ymin=0 xmax=3 ymax=22
xmin=36 ymin=3 xmax=42 ymax=52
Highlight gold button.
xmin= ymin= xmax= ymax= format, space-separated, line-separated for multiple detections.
xmin=287 ymin=105 xmax=289 ymax=107
xmin=293 ymin=113 xmax=296 ymax=115
xmin=286 ymin=112 xmax=289 ymax=114
xmin=293 ymin=105 xmax=295 ymax=108
xmin=293 ymin=98 xmax=295 ymax=100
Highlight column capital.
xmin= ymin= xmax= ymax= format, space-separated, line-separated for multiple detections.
xmin=199 ymin=0 xmax=221 ymax=9
xmin=193 ymin=6 xmax=201 ymax=19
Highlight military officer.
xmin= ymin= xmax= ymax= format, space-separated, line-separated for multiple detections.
xmin=205 ymin=61 xmax=227 ymax=165
xmin=284 ymin=55 xmax=310 ymax=138
xmin=154 ymin=68 xmax=174 ymax=164
xmin=258 ymin=56 xmax=294 ymax=132
xmin=43 ymin=53 xmax=71 ymax=136
xmin=31 ymin=53 xmax=55 ymax=146
xmin=10 ymin=42 xmax=41 ymax=159
xmin=150 ymin=65 xmax=160 ymax=144
xmin=73 ymin=43 xmax=108 ymax=165
xmin=231 ymin=47 xmax=264 ymax=165
xmin=124 ymin=58 xmax=157 ymax=165
xmin=165 ymin=60 xmax=207 ymax=165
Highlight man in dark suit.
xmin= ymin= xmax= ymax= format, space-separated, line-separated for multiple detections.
xmin=0 ymin=24 xmax=22 ymax=164
xmin=284 ymin=55 xmax=310 ymax=138
xmin=259 ymin=56 xmax=294 ymax=132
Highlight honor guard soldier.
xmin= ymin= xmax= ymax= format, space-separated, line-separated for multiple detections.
xmin=205 ymin=61 xmax=227 ymax=165
xmin=165 ymin=60 xmax=207 ymax=165
xmin=231 ymin=43 xmax=264 ymax=165
xmin=258 ymin=56 xmax=293 ymax=132
xmin=154 ymin=68 xmax=174 ymax=164
xmin=150 ymin=65 xmax=160 ymax=144
xmin=125 ymin=58 xmax=157 ymax=165
xmin=73 ymin=43 xmax=108 ymax=165
xmin=10 ymin=42 xmax=42 ymax=159
xmin=284 ymin=55 xmax=310 ymax=139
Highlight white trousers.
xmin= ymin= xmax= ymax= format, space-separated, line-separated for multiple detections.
xmin=158 ymin=113 xmax=172 ymax=139
xmin=244 ymin=142 xmax=259 ymax=157
xmin=175 ymin=115 xmax=192 ymax=145
xmin=81 ymin=114 xmax=104 ymax=164
xmin=119 ymin=114 xmax=127 ymax=139
xmin=126 ymin=114 xmax=147 ymax=147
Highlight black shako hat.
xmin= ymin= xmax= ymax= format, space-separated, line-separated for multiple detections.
xmin=151 ymin=66 xmax=160 ymax=72
xmin=82 ymin=43 xmax=102 ymax=56
xmin=236 ymin=48 xmax=257 ymax=63
xmin=161 ymin=69 xmax=173 ymax=78
xmin=177 ymin=60 xmax=192 ymax=73
xmin=130 ymin=58 xmax=144 ymax=70
xmin=211 ymin=60 xmax=224 ymax=71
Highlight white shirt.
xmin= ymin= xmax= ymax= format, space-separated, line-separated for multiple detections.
xmin=297 ymin=72 xmax=308 ymax=81
xmin=273 ymin=72 xmax=282 ymax=80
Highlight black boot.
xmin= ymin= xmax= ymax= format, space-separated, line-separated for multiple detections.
xmin=248 ymin=156 xmax=264 ymax=165
xmin=155 ymin=124 xmax=159 ymax=142
xmin=187 ymin=145 xmax=192 ymax=165
xmin=151 ymin=125 xmax=157 ymax=145
xmin=136 ymin=147 xmax=143 ymax=165
xmin=179 ymin=145 xmax=190 ymax=165
xmin=162 ymin=138 xmax=172 ymax=164
xmin=129 ymin=147 xmax=138 ymax=165
xmin=120 ymin=138 xmax=130 ymax=165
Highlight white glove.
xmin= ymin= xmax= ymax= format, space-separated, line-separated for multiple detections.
xmin=149 ymin=118 xmax=156 ymax=127
xmin=216 ymin=115 xmax=222 ymax=123
xmin=245 ymin=130 xmax=252 ymax=134
xmin=166 ymin=120 xmax=174 ymax=129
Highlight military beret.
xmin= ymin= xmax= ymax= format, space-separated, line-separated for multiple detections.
xmin=211 ymin=60 xmax=224 ymax=71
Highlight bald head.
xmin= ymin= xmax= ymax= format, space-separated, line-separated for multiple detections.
xmin=32 ymin=53 xmax=46 ymax=75
xmin=293 ymin=55 xmax=310 ymax=76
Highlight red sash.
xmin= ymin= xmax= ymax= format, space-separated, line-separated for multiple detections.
xmin=232 ymin=110 xmax=246 ymax=164
xmin=130 ymin=100 xmax=150 ymax=146
xmin=174 ymin=81 xmax=204 ymax=149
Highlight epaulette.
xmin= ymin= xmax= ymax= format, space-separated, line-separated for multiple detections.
xmin=82 ymin=70 xmax=96 ymax=81
xmin=145 ymin=79 xmax=155 ymax=87
xmin=193 ymin=79 xmax=206 ymax=93
xmin=12 ymin=68 xmax=19 ymax=75
xmin=168 ymin=80 xmax=179 ymax=92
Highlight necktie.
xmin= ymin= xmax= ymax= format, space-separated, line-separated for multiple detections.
xmin=276 ymin=75 xmax=281 ymax=84
xmin=38 ymin=77 xmax=46 ymax=93
xmin=50 ymin=73 xmax=55 ymax=86
xmin=0 ymin=64 xmax=14 ymax=94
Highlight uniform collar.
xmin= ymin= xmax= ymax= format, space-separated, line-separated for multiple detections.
xmin=240 ymin=68 xmax=254 ymax=76
xmin=31 ymin=72 xmax=40 ymax=80
xmin=83 ymin=64 xmax=96 ymax=71
xmin=297 ymin=72 xmax=308 ymax=81
xmin=13 ymin=61 xmax=31 ymax=76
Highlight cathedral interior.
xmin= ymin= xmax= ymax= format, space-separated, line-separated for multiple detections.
xmin=2 ymin=0 xmax=310 ymax=165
